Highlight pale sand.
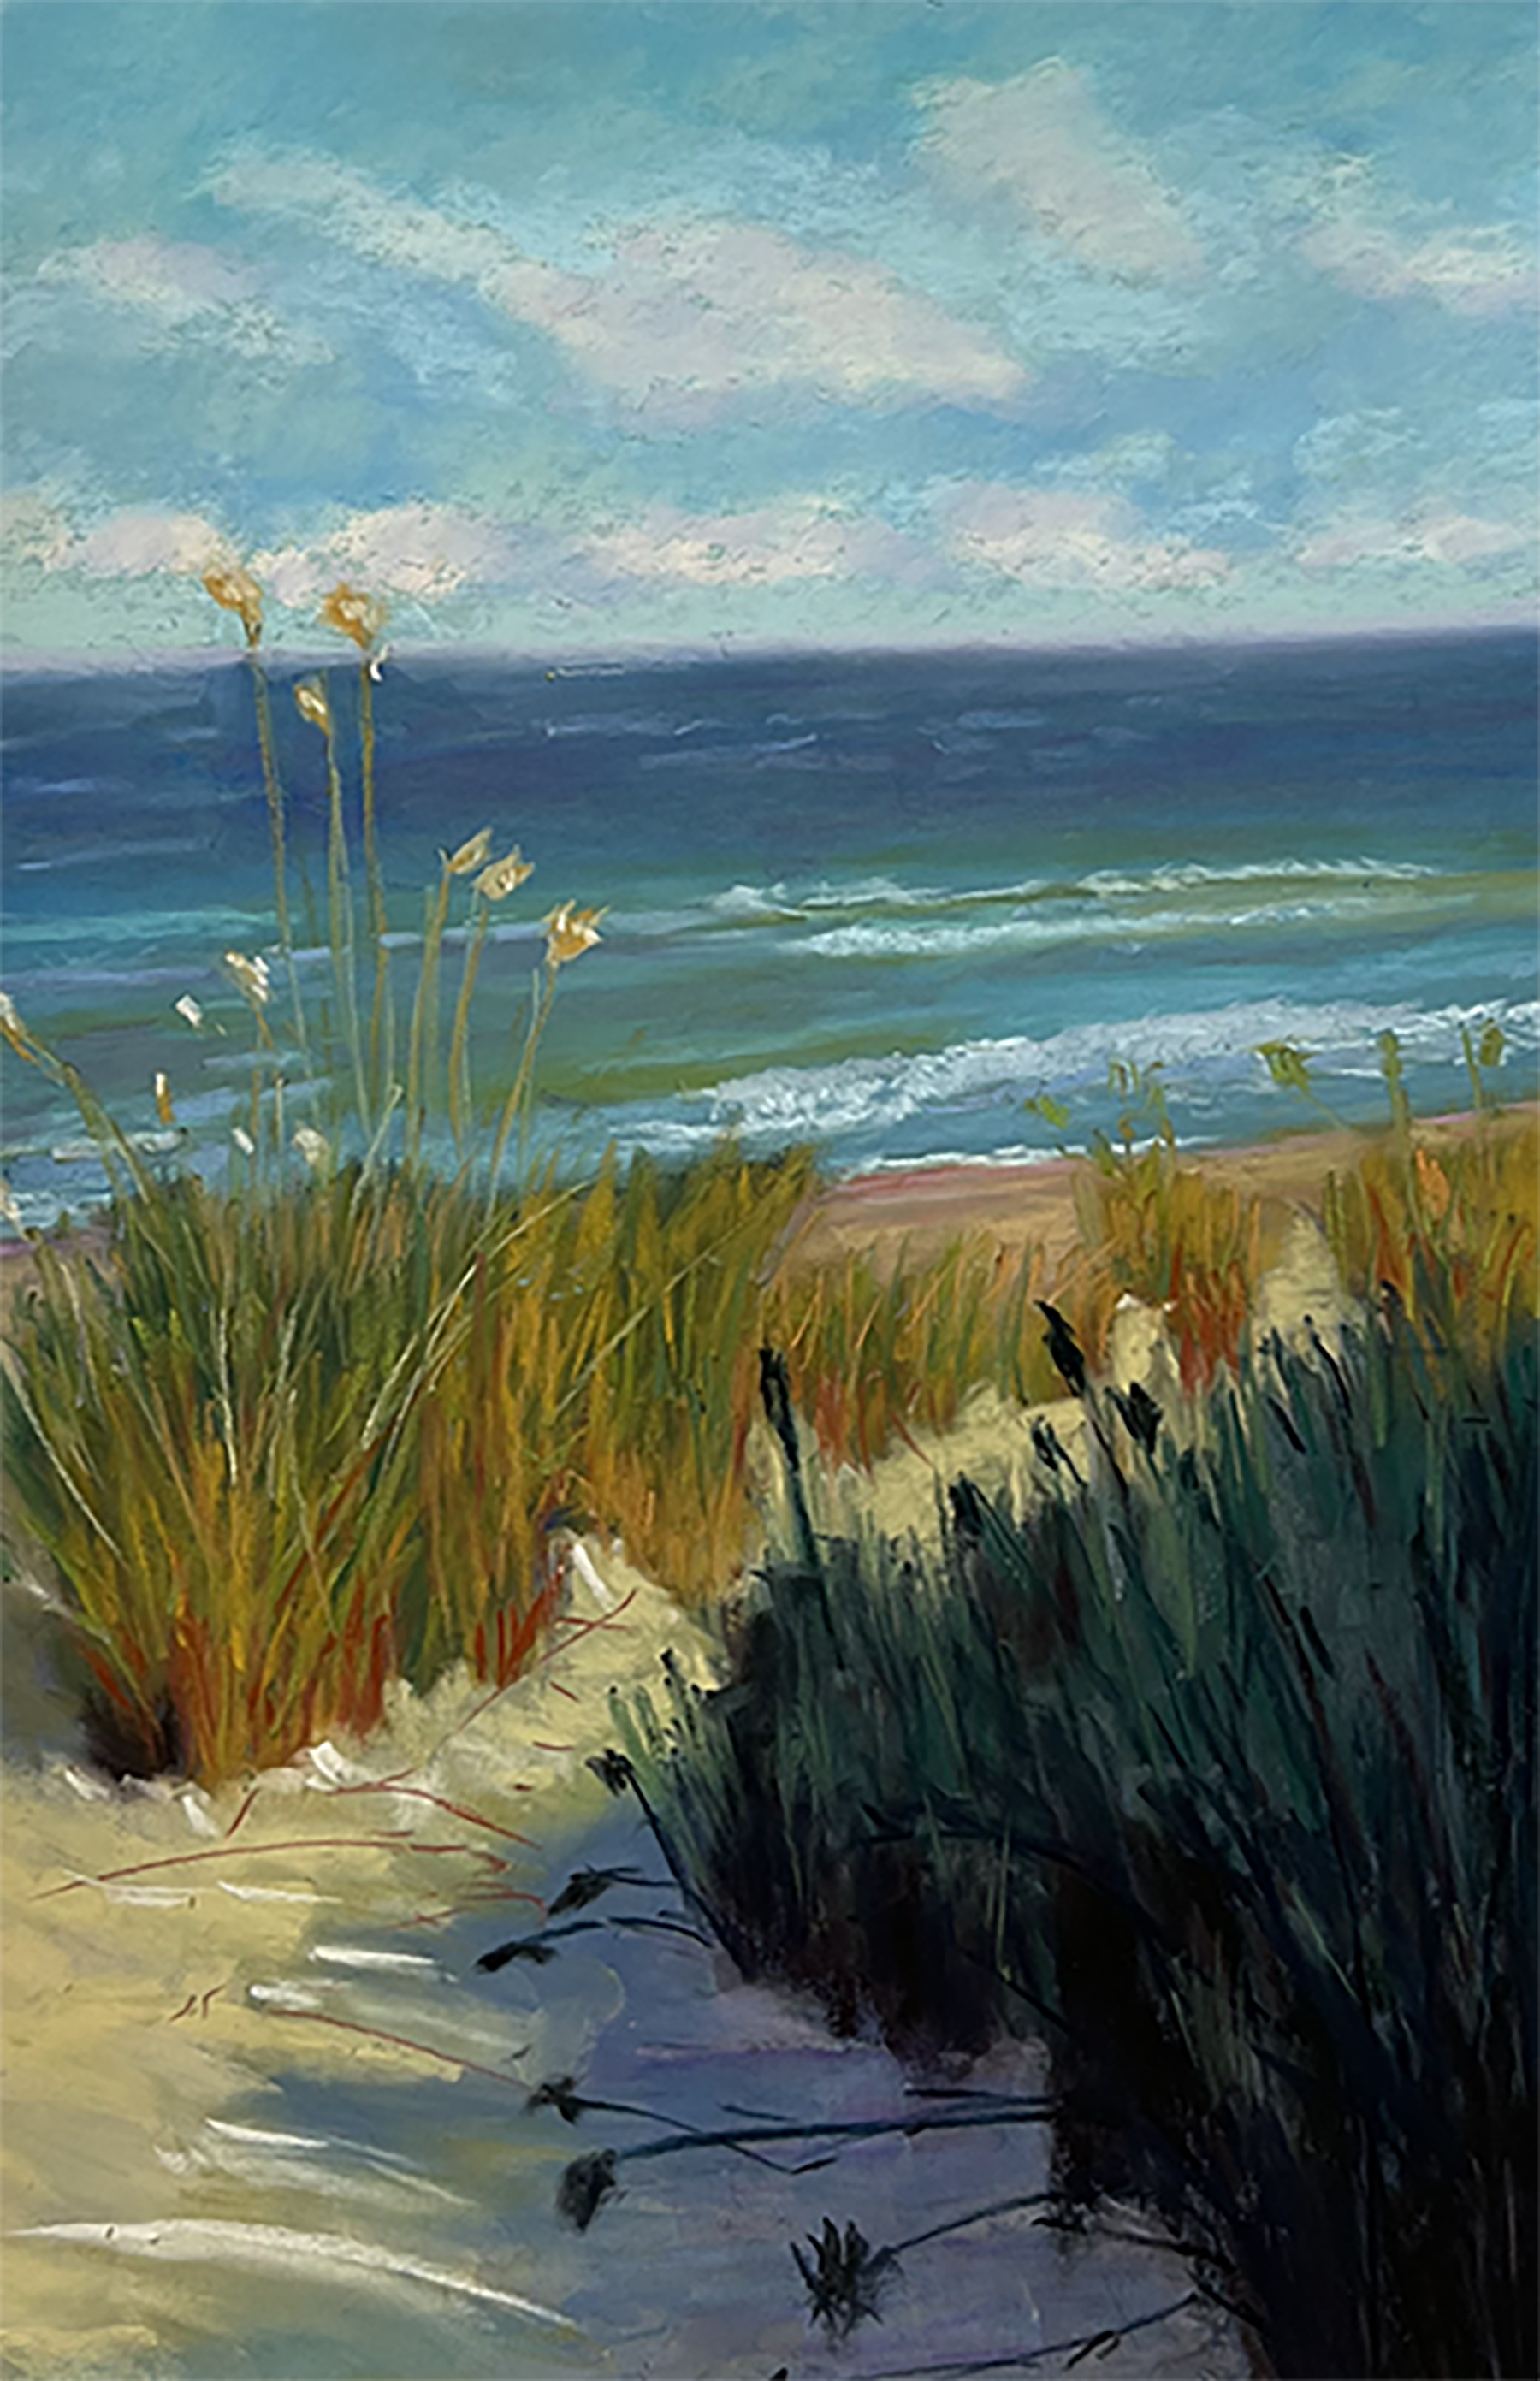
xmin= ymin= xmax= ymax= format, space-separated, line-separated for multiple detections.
xmin=1 ymin=1547 xmax=721 ymax=2377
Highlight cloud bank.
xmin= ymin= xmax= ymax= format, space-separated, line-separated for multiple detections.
xmin=209 ymin=151 xmax=1027 ymax=415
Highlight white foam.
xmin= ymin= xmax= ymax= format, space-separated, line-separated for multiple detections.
xmin=790 ymin=893 xmax=1387 ymax=962
xmin=686 ymin=996 xmax=1540 ymax=1145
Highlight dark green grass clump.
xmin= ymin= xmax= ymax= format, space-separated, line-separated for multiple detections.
xmin=621 ymin=1312 xmax=1537 ymax=2379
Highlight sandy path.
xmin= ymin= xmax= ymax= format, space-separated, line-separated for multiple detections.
xmin=1 ymin=1549 xmax=721 ymax=2378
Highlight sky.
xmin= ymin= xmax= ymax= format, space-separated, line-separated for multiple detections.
xmin=2 ymin=0 xmax=1536 ymax=659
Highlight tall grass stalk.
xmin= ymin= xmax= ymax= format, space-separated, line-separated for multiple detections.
xmin=495 ymin=962 xmax=553 ymax=1191
xmin=405 ymin=874 xmax=451 ymax=1169
xmin=297 ymin=676 xmax=370 ymax=1136
xmin=0 ymin=1000 xmax=153 ymax=1209
xmin=356 ymin=662 xmax=395 ymax=1112
xmin=246 ymin=655 xmax=312 ymax=1072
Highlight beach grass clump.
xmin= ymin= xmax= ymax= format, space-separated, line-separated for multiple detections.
xmin=760 ymin=1234 xmax=1062 ymax=1471
xmin=619 ymin=1302 xmax=1537 ymax=2378
xmin=555 ymin=1142 xmax=818 ymax=1604
xmin=1070 ymin=1137 xmax=1272 ymax=1388
xmin=2 ymin=1165 xmax=554 ymax=1780
xmin=0 ymin=1146 xmax=815 ymax=1784
xmin=1324 ymin=1102 xmax=1537 ymax=1357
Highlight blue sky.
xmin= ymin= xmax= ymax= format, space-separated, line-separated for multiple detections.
xmin=3 ymin=1 xmax=1535 ymax=656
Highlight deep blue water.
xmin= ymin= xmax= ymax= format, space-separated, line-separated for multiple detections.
xmin=3 ymin=631 xmax=1536 ymax=1223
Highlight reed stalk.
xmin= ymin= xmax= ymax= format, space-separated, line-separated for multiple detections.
xmin=357 ymin=663 xmax=394 ymax=1114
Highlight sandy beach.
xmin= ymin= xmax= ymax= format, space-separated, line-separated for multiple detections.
xmin=785 ymin=1105 xmax=1537 ymax=1274
xmin=1 ymin=1524 xmax=1245 ymax=2381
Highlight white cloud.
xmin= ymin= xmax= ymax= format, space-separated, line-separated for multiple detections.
xmin=15 ymin=488 xmax=935 ymax=615
xmin=1295 ymin=508 xmax=1532 ymax=572
xmin=252 ymin=503 xmax=521 ymax=606
xmin=582 ymin=498 xmax=924 ymax=589
xmin=1300 ymin=208 xmax=1536 ymax=317
xmin=915 ymin=62 xmax=1204 ymax=284
xmin=17 ymin=497 xmax=522 ymax=608
xmin=36 ymin=236 xmax=330 ymax=364
xmin=67 ymin=507 xmax=232 ymax=580
xmin=936 ymin=483 xmax=1230 ymax=592
xmin=210 ymin=150 xmax=1026 ymax=412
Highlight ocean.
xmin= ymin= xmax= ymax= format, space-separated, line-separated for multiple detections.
xmin=3 ymin=629 xmax=1536 ymax=1225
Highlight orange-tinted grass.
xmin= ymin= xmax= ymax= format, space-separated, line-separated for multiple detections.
xmin=761 ymin=1234 xmax=1063 ymax=1472
xmin=1324 ymin=1111 xmax=1538 ymax=1354
xmin=1071 ymin=1142 xmax=1275 ymax=1389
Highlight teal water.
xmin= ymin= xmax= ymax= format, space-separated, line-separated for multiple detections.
xmin=3 ymin=630 xmax=1535 ymax=1220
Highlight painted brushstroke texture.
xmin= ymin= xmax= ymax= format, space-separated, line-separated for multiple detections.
xmin=2 ymin=3 xmax=1534 ymax=657
xmin=3 ymin=632 xmax=1534 ymax=1229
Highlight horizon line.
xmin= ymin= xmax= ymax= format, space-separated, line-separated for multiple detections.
xmin=1 ymin=608 xmax=1535 ymax=678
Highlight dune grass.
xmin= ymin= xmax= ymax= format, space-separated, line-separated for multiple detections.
xmin=0 ymin=1146 xmax=815 ymax=1784
xmin=1324 ymin=1101 xmax=1537 ymax=1354
xmin=2 ymin=568 xmax=793 ymax=1780
xmin=760 ymin=1233 xmax=1062 ymax=1471
xmin=4 ymin=1038 xmax=1533 ymax=1787
xmin=1069 ymin=1137 xmax=1276 ymax=1388
xmin=619 ymin=1294 xmax=1537 ymax=2379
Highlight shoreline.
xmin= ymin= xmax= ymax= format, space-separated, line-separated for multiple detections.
xmin=3 ymin=1105 xmax=1535 ymax=1299
xmin=785 ymin=1103 xmax=1538 ymax=1272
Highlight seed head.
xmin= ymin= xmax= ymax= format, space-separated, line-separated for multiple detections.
xmin=557 ymin=2149 xmax=618 ymax=2231
xmin=224 ymin=951 xmax=272 ymax=1007
xmin=0 ymin=989 xmax=27 ymax=1050
xmin=543 ymin=902 xmax=606 ymax=969
xmin=474 ymin=844 xmax=535 ymax=903
xmin=1414 ymin=1145 xmax=1453 ymax=1224
xmin=441 ymin=827 xmax=493 ymax=877
xmin=203 ymin=562 xmax=264 ymax=649
xmin=318 ymin=581 xmax=388 ymax=655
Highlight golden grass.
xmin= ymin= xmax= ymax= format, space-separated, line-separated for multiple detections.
xmin=1 ymin=1150 xmax=817 ymax=1782
xmin=4 ymin=1105 xmax=1536 ymax=1787
xmin=1070 ymin=1139 xmax=1282 ymax=1389
xmin=762 ymin=1234 xmax=1060 ymax=1471
xmin=1324 ymin=1108 xmax=1537 ymax=1354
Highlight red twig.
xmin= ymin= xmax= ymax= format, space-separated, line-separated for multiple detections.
xmin=33 ymin=1832 xmax=534 ymax=1902
xmin=34 ymin=1835 xmax=417 ymax=1900
xmin=316 ymin=1780 xmax=537 ymax=1845
xmin=264 ymin=2005 xmax=530 ymax=2089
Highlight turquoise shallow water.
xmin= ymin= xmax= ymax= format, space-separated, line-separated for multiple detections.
xmin=3 ymin=630 xmax=1535 ymax=1218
